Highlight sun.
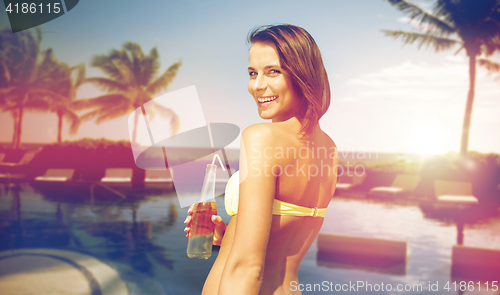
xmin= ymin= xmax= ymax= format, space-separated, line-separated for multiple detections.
xmin=412 ymin=125 xmax=445 ymax=155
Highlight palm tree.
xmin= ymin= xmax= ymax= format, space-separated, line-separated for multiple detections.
xmin=383 ymin=0 xmax=500 ymax=156
xmin=75 ymin=42 xmax=182 ymax=145
xmin=0 ymin=28 xmax=68 ymax=149
xmin=56 ymin=64 xmax=85 ymax=144
xmin=42 ymin=54 xmax=85 ymax=144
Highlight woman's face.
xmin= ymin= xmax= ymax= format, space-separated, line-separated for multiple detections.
xmin=247 ymin=42 xmax=301 ymax=122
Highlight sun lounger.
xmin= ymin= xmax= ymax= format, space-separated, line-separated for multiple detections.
xmin=368 ymin=174 xmax=421 ymax=198
xmin=90 ymin=168 xmax=131 ymax=212
xmin=35 ymin=169 xmax=75 ymax=182
xmin=0 ymin=152 xmax=38 ymax=185
xmin=145 ymin=169 xmax=173 ymax=183
xmin=0 ymin=152 xmax=37 ymax=168
xmin=317 ymin=233 xmax=407 ymax=271
xmin=101 ymin=168 xmax=133 ymax=183
xmin=335 ymin=173 xmax=366 ymax=195
xmin=433 ymin=180 xmax=478 ymax=209
xmin=452 ymin=245 xmax=500 ymax=280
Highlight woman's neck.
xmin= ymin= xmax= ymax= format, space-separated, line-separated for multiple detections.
xmin=273 ymin=115 xmax=320 ymax=138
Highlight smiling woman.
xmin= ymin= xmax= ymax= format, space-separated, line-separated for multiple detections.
xmin=185 ymin=24 xmax=337 ymax=295
xmin=246 ymin=25 xmax=331 ymax=135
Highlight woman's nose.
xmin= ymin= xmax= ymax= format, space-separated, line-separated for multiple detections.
xmin=253 ymin=74 xmax=266 ymax=92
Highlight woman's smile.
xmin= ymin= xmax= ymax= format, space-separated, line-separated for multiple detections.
xmin=257 ymin=95 xmax=278 ymax=107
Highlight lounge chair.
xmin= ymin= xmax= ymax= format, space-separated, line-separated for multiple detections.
xmin=144 ymin=168 xmax=174 ymax=189
xmin=0 ymin=152 xmax=37 ymax=168
xmin=145 ymin=169 xmax=173 ymax=183
xmin=0 ymin=152 xmax=38 ymax=185
xmin=451 ymin=245 xmax=500 ymax=280
xmin=335 ymin=173 xmax=366 ymax=195
xmin=368 ymin=174 xmax=421 ymax=198
xmin=433 ymin=180 xmax=478 ymax=209
xmin=35 ymin=169 xmax=75 ymax=182
xmin=101 ymin=168 xmax=133 ymax=183
xmin=317 ymin=233 xmax=407 ymax=273
xmin=90 ymin=168 xmax=132 ymax=212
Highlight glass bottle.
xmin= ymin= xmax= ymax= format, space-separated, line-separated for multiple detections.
xmin=187 ymin=160 xmax=220 ymax=259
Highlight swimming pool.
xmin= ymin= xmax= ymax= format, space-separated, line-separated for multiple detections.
xmin=1 ymin=183 xmax=499 ymax=294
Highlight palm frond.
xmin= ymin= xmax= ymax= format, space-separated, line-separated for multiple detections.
xmin=71 ymin=64 xmax=86 ymax=87
xmin=29 ymin=88 xmax=68 ymax=103
xmin=480 ymin=33 xmax=500 ymax=56
xmin=142 ymin=47 xmax=160 ymax=85
xmin=123 ymin=42 xmax=144 ymax=79
xmin=0 ymin=86 xmax=16 ymax=96
xmin=91 ymin=52 xmax=124 ymax=80
xmin=79 ymin=102 xmax=129 ymax=122
xmin=123 ymin=42 xmax=145 ymax=61
xmin=0 ymin=61 xmax=11 ymax=82
xmin=478 ymin=58 xmax=500 ymax=73
xmin=84 ymin=77 xmax=128 ymax=92
xmin=146 ymin=102 xmax=180 ymax=135
xmin=476 ymin=18 xmax=500 ymax=41
xmin=382 ymin=30 xmax=460 ymax=52
xmin=111 ymin=58 xmax=137 ymax=86
xmin=94 ymin=103 xmax=131 ymax=123
xmin=146 ymin=59 xmax=182 ymax=95
xmin=23 ymin=99 xmax=52 ymax=111
xmin=79 ymin=109 xmax=100 ymax=121
xmin=37 ymin=48 xmax=60 ymax=80
xmin=387 ymin=0 xmax=456 ymax=35
xmin=61 ymin=109 xmax=81 ymax=134
xmin=1 ymin=104 xmax=20 ymax=112
xmin=72 ymin=94 xmax=129 ymax=110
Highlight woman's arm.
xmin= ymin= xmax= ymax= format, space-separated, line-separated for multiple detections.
xmin=218 ymin=124 xmax=279 ymax=295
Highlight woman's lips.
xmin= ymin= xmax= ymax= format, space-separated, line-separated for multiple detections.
xmin=257 ymin=96 xmax=278 ymax=107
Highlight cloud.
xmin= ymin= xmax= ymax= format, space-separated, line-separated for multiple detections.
xmin=415 ymin=1 xmax=433 ymax=10
xmin=445 ymin=54 xmax=464 ymax=62
xmin=332 ymin=56 xmax=500 ymax=153
xmin=345 ymin=56 xmax=500 ymax=105
xmin=336 ymin=97 xmax=359 ymax=102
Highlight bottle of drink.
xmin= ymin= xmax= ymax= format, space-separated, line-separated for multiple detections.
xmin=187 ymin=160 xmax=220 ymax=259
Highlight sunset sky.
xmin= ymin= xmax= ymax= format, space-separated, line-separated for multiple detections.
xmin=1 ymin=0 xmax=499 ymax=155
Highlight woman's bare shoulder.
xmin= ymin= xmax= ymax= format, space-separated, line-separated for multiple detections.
xmin=241 ymin=123 xmax=286 ymax=146
xmin=321 ymin=130 xmax=336 ymax=147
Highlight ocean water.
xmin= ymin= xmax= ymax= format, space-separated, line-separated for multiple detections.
xmin=1 ymin=183 xmax=499 ymax=294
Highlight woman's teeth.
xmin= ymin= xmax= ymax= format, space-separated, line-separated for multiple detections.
xmin=258 ymin=96 xmax=278 ymax=103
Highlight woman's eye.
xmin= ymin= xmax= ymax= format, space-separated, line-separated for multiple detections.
xmin=269 ymin=69 xmax=280 ymax=75
xmin=249 ymin=71 xmax=257 ymax=77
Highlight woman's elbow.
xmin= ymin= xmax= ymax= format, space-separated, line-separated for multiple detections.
xmin=226 ymin=257 xmax=264 ymax=279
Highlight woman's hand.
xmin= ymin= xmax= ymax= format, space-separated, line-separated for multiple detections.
xmin=184 ymin=204 xmax=227 ymax=245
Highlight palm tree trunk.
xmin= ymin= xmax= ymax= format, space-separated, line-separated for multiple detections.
xmin=11 ymin=110 xmax=19 ymax=149
xmin=57 ymin=112 xmax=63 ymax=144
xmin=132 ymin=109 xmax=139 ymax=145
xmin=460 ymin=54 xmax=477 ymax=157
xmin=14 ymin=106 xmax=24 ymax=150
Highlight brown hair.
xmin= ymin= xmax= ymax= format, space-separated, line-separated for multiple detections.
xmin=247 ymin=24 xmax=331 ymax=136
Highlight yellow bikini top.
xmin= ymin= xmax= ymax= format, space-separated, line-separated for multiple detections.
xmin=224 ymin=171 xmax=327 ymax=218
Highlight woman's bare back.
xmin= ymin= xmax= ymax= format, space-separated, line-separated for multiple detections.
xmin=203 ymin=122 xmax=337 ymax=295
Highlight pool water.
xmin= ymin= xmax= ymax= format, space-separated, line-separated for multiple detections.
xmin=1 ymin=183 xmax=499 ymax=294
